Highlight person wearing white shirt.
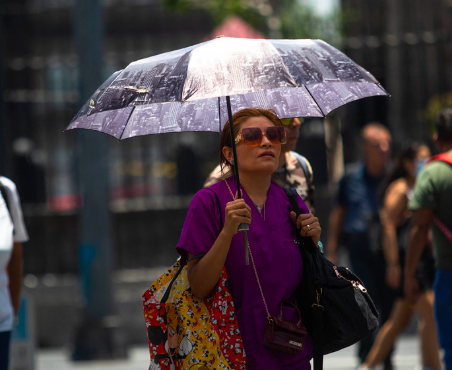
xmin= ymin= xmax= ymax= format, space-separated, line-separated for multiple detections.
xmin=0 ymin=176 xmax=29 ymax=370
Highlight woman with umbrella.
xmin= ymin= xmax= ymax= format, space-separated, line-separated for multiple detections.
xmin=176 ymin=107 xmax=321 ymax=369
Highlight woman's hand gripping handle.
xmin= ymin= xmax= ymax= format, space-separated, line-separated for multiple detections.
xmin=223 ymin=192 xmax=252 ymax=238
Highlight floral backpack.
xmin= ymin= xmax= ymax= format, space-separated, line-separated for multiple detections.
xmin=142 ymin=257 xmax=247 ymax=370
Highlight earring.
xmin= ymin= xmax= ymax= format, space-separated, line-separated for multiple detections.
xmin=230 ymin=159 xmax=235 ymax=165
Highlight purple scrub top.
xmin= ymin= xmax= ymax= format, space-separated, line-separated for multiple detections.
xmin=176 ymin=176 xmax=313 ymax=370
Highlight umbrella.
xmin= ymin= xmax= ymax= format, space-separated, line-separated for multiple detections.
xmin=67 ymin=36 xmax=388 ymax=191
xmin=67 ymin=37 xmax=389 ymax=259
xmin=67 ymin=38 xmax=388 ymax=138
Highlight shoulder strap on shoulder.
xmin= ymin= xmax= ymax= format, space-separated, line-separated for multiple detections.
xmin=0 ymin=180 xmax=11 ymax=217
xmin=284 ymin=186 xmax=302 ymax=242
xmin=0 ymin=179 xmax=14 ymax=235
xmin=284 ymin=186 xmax=301 ymax=215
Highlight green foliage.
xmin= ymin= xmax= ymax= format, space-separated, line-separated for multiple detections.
xmin=163 ymin=0 xmax=345 ymax=45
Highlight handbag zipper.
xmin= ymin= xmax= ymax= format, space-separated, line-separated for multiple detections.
xmin=333 ymin=266 xmax=368 ymax=293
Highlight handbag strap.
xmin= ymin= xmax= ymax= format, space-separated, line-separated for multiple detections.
xmin=283 ymin=186 xmax=324 ymax=370
xmin=224 ymin=180 xmax=272 ymax=322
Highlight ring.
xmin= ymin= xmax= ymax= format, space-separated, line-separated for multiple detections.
xmin=307 ymin=224 xmax=311 ymax=231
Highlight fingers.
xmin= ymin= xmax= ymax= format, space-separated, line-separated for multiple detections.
xmin=226 ymin=199 xmax=252 ymax=213
xmin=296 ymin=214 xmax=321 ymax=238
xmin=224 ymin=199 xmax=252 ymax=236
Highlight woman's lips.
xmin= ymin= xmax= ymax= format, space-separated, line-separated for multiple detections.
xmin=258 ymin=151 xmax=275 ymax=158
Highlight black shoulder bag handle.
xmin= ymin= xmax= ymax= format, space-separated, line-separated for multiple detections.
xmin=283 ymin=186 xmax=324 ymax=370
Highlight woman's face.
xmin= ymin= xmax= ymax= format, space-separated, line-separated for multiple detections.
xmin=225 ymin=116 xmax=281 ymax=176
xmin=283 ymin=117 xmax=301 ymax=152
xmin=415 ymin=144 xmax=431 ymax=176
xmin=404 ymin=145 xmax=431 ymax=179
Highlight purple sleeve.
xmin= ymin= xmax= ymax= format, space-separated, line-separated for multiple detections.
xmin=176 ymin=189 xmax=221 ymax=260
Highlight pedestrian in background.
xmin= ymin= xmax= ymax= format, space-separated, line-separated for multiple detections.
xmin=361 ymin=143 xmax=440 ymax=370
xmin=405 ymin=109 xmax=452 ymax=370
xmin=327 ymin=122 xmax=395 ymax=369
xmin=204 ymin=116 xmax=315 ymax=213
xmin=0 ymin=176 xmax=29 ymax=370
xmin=178 ymin=108 xmax=322 ymax=369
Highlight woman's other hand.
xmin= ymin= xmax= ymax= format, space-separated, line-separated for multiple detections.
xmin=290 ymin=212 xmax=321 ymax=244
xmin=223 ymin=193 xmax=252 ymax=238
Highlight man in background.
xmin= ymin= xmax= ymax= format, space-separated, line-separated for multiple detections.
xmin=204 ymin=116 xmax=315 ymax=213
xmin=0 ymin=176 xmax=29 ymax=370
xmin=405 ymin=109 xmax=452 ymax=370
xmin=327 ymin=123 xmax=394 ymax=368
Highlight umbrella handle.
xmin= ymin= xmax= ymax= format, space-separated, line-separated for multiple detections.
xmin=226 ymin=96 xmax=249 ymax=233
xmin=238 ymin=223 xmax=249 ymax=231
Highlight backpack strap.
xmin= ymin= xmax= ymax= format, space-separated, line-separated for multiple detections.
xmin=426 ymin=152 xmax=452 ymax=165
xmin=283 ymin=186 xmax=323 ymax=370
xmin=427 ymin=153 xmax=452 ymax=244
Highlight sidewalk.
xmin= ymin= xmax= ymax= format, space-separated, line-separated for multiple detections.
xmin=36 ymin=335 xmax=421 ymax=370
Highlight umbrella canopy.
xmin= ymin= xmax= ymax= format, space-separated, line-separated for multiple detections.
xmin=66 ymin=37 xmax=388 ymax=139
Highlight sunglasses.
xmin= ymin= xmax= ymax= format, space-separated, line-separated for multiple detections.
xmin=281 ymin=117 xmax=304 ymax=126
xmin=235 ymin=126 xmax=287 ymax=147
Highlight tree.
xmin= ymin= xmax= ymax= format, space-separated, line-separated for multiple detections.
xmin=163 ymin=0 xmax=346 ymax=45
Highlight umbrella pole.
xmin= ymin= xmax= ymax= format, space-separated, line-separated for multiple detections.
xmin=226 ymin=96 xmax=243 ymax=199
xmin=226 ymin=96 xmax=250 ymax=265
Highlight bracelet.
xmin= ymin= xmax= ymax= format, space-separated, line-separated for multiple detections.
xmin=317 ymin=241 xmax=324 ymax=254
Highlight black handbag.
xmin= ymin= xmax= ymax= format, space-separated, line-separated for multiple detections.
xmin=284 ymin=187 xmax=379 ymax=370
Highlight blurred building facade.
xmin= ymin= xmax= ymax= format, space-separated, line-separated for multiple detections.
xmin=339 ymin=0 xmax=452 ymax=160
xmin=1 ymin=0 xmax=217 ymax=268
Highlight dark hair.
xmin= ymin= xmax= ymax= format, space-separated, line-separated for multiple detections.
xmin=219 ymin=108 xmax=283 ymax=179
xmin=379 ymin=142 xmax=421 ymax=201
xmin=436 ymin=108 xmax=452 ymax=143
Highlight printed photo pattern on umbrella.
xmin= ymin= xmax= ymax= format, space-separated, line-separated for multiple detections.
xmin=66 ymin=37 xmax=389 ymax=139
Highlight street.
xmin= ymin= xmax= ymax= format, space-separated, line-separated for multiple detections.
xmin=37 ymin=335 xmax=421 ymax=370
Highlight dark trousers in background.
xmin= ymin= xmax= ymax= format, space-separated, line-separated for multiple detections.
xmin=346 ymin=233 xmax=396 ymax=367
xmin=0 ymin=330 xmax=11 ymax=370
xmin=434 ymin=268 xmax=452 ymax=370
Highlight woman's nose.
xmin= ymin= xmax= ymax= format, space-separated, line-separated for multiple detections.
xmin=260 ymin=135 xmax=272 ymax=147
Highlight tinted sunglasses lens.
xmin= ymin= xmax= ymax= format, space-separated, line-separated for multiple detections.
xmin=242 ymin=128 xmax=262 ymax=147
xmin=266 ymin=127 xmax=286 ymax=144
xmin=265 ymin=126 xmax=279 ymax=143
